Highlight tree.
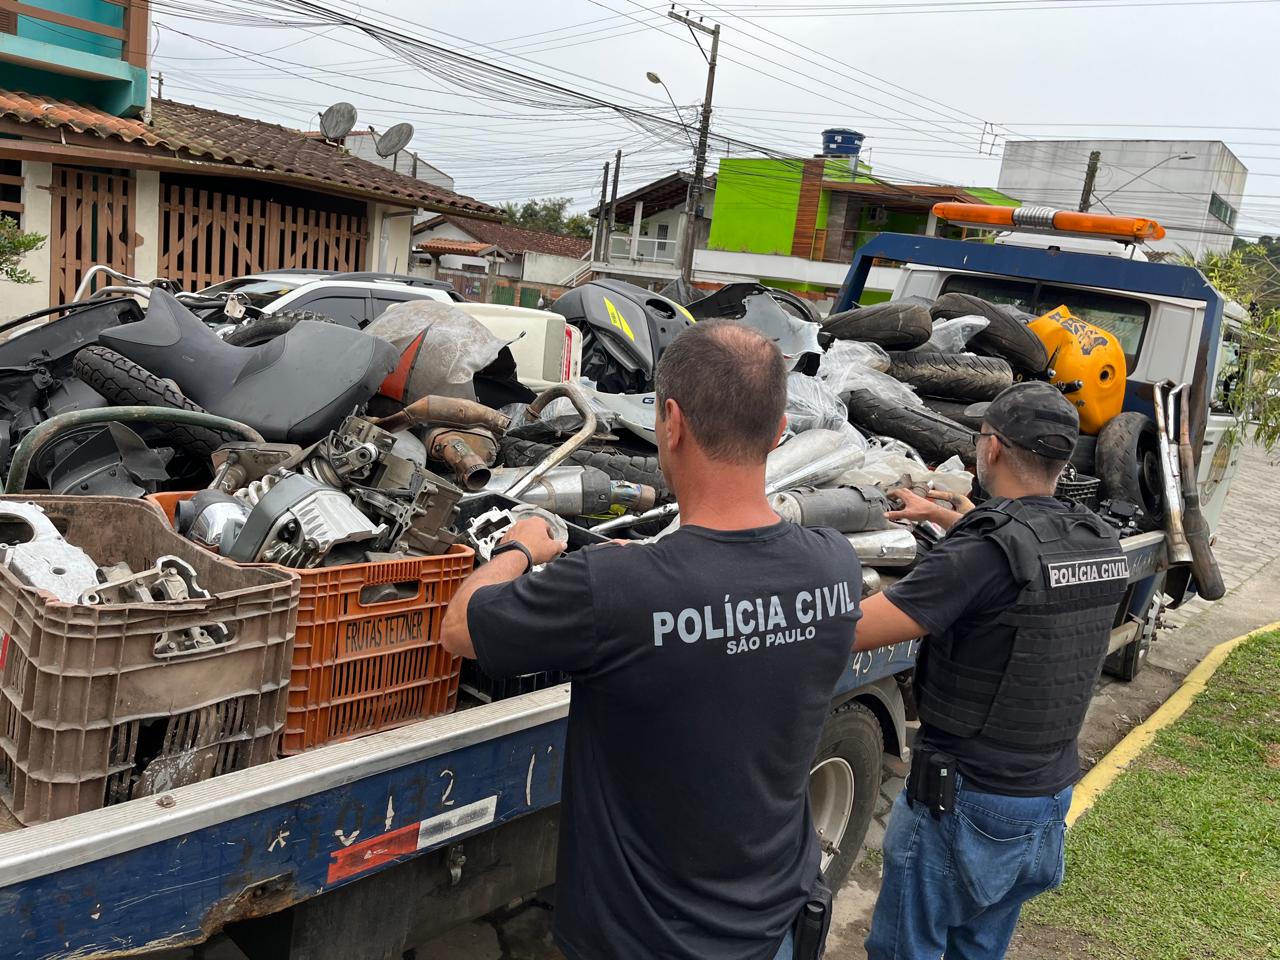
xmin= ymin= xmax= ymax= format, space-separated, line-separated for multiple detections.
xmin=0 ymin=216 xmax=44 ymax=284
xmin=1188 ymin=244 xmax=1280 ymax=451
xmin=498 ymin=197 xmax=592 ymax=238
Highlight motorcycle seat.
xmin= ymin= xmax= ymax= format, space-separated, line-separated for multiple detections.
xmin=98 ymin=290 xmax=398 ymax=444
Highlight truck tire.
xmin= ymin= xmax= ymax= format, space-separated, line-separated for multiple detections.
xmin=845 ymin=388 xmax=977 ymax=466
xmin=811 ymin=702 xmax=883 ymax=892
xmin=822 ymin=302 xmax=932 ymax=349
xmin=72 ymin=346 xmax=242 ymax=459
xmin=1096 ymin=412 xmax=1163 ymax=532
xmin=498 ymin=438 xmax=669 ymax=499
xmin=1104 ymin=590 xmax=1162 ymax=681
xmin=921 ymin=397 xmax=987 ymax=429
xmin=887 ymin=352 xmax=1013 ymax=402
xmin=223 ymin=309 xmax=335 ymax=346
xmin=930 ymin=293 xmax=1049 ymax=375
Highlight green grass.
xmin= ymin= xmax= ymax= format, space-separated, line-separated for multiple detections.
xmin=1020 ymin=629 xmax=1280 ymax=960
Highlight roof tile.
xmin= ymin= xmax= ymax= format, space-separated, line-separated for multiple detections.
xmin=422 ymin=215 xmax=590 ymax=259
xmin=0 ymin=91 xmax=498 ymax=216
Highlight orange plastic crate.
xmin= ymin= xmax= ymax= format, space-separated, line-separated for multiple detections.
xmin=147 ymin=493 xmax=474 ymax=753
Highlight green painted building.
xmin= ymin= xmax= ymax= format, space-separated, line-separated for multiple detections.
xmin=701 ymin=154 xmax=1019 ymax=302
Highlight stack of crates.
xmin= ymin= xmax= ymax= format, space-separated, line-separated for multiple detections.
xmin=148 ymin=492 xmax=474 ymax=753
xmin=0 ymin=496 xmax=298 ymax=825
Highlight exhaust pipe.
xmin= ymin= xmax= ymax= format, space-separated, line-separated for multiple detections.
xmin=1175 ymin=385 xmax=1226 ymax=600
xmin=1150 ymin=381 xmax=1193 ymax=565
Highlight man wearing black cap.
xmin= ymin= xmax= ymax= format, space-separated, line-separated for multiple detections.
xmin=856 ymin=382 xmax=1129 ymax=960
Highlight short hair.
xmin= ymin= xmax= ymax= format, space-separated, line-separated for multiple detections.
xmin=654 ymin=320 xmax=787 ymax=464
xmin=994 ymin=433 xmax=1069 ymax=488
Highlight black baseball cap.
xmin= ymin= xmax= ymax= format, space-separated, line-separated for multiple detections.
xmin=983 ymin=382 xmax=1079 ymax=459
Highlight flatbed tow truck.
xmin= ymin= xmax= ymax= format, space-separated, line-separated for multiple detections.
xmin=0 ymin=209 xmax=1240 ymax=959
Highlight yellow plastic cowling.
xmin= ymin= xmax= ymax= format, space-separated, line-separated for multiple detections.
xmin=1027 ymin=306 xmax=1127 ymax=436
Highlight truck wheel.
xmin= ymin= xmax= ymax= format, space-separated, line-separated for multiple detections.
xmin=72 ymin=346 xmax=242 ymax=459
xmin=845 ymin=388 xmax=977 ymax=466
xmin=811 ymin=702 xmax=883 ymax=892
xmin=498 ymin=438 xmax=669 ymax=499
xmin=930 ymin=293 xmax=1049 ymax=376
xmin=1096 ymin=412 xmax=1164 ymax=532
xmin=888 ymin=352 xmax=1013 ymax=402
xmin=1104 ymin=591 xmax=1162 ymax=681
xmin=822 ymin=302 xmax=932 ymax=349
xmin=223 ymin=309 xmax=335 ymax=346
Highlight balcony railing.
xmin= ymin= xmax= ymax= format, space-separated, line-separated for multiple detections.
xmin=608 ymin=233 xmax=675 ymax=263
xmin=0 ymin=0 xmax=148 ymax=69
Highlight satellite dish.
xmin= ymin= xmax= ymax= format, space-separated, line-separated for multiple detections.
xmin=375 ymin=122 xmax=414 ymax=158
xmin=319 ymin=102 xmax=357 ymax=141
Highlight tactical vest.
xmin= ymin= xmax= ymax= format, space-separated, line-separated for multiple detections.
xmin=916 ymin=497 xmax=1129 ymax=748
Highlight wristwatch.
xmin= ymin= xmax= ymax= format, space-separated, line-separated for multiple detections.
xmin=491 ymin=540 xmax=534 ymax=573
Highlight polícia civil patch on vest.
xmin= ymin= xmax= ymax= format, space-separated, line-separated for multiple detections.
xmin=1045 ymin=556 xmax=1130 ymax=588
xmin=650 ymin=581 xmax=857 ymax=656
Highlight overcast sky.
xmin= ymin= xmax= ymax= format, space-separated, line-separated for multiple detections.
xmin=152 ymin=0 xmax=1280 ymax=238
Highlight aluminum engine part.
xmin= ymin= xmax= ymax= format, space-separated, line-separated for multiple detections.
xmin=861 ymin=567 xmax=882 ymax=598
xmin=464 ymin=504 xmax=569 ymax=564
xmin=301 ymin=416 xmax=397 ymax=487
xmin=770 ymin=485 xmax=891 ymax=533
xmin=175 ymin=489 xmax=253 ymax=550
xmin=485 ymin=465 xmax=658 ymax=517
xmin=845 ymin=526 xmax=917 ymax=569
xmin=209 ymin=441 xmax=301 ymax=493
xmin=0 ymin=501 xmax=99 ymax=602
xmin=80 ymin=556 xmax=233 ymax=658
xmin=227 ymin=473 xmax=384 ymax=568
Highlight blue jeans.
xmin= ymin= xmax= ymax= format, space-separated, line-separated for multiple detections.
xmin=865 ymin=783 xmax=1072 ymax=960
xmin=773 ymin=929 xmax=794 ymax=960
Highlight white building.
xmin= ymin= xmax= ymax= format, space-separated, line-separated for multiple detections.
xmin=339 ymin=130 xmax=456 ymax=194
xmin=998 ymin=139 xmax=1248 ymax=259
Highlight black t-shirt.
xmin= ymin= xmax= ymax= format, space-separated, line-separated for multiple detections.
xmin=469 ymin=522 xmax=861 ymax=960
xmin=883 ymin=496 xmax=1082 ymax=797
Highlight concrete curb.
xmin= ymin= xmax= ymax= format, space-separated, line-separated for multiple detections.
xmin=1066 ymin=618 xmax=1280 ymax=828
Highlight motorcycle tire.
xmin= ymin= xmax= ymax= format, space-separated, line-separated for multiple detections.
xmin=821 ymin=301 xmax=932 ymax=349
xmin=931 ymin=293 xmax=1049 ymax=376
xmin=920 ymin=397 xmax=987 ymax=430
xmin=498 ymin=438 xmax=669 ymax=500
xmin=845 ymin=387 xmax=977 ymax=466
xmin=929 ymin=293 xmax=1049 ymax=376
xmin=1095 ymin=411 xmax=1164 ymax=532
xmin=887 ymin=351 xmax=1013 ymax=402
xmin=222 ymin=309 xmax=335 ymax=347
xmin=72 ymin=345 xmax=243 ymax=460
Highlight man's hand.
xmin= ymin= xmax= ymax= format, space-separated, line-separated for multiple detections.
xmin=500 ymin=517 xmax=568 ymax=566
xmin=885 ymin=487 xmax=973 ymax=531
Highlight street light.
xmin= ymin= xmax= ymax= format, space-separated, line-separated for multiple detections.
xmin=1095 ymin=153 xmax=1196 ymax=205
xmin=646 ymin=71 xmax=696 ymax=151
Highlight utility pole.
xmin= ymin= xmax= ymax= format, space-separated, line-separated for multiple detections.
xmin=606 ymin=149 xmax=622 ymax=264
xmin=668 ymin=9 xmax=720 ymax=285
xmin=593 ymin=161 xmax=611 ymax=263
xmin=1078 ymin=150 xmax=1101 ymax=213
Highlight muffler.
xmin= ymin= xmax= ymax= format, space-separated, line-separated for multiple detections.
xmin=1150 ymin=381 xmax=1193 ymax=565
xmin=846 ymin=526 xmax=917 ymax=569
xmin=488 ymin=465 xmax=657 ymax=517
xmin=1175 ymin=385 xmax=1226 ymax=600
xmin=771 ymin=485 xmax=891 ymax=533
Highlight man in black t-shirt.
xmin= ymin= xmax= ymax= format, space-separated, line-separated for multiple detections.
xmin=441 ymin=321 xmax=860 ymax=960
xmin=854 ymin=383 xmax=1127 ymax=960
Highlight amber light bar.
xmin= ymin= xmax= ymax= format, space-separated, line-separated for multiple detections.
xmin=932 ymin=203 xmax=1167 ymax=243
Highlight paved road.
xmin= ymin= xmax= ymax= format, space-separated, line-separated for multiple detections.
xmin=163 ymin=443 xmax=1278 ymax=960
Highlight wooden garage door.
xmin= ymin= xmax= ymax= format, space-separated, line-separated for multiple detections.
xmin=159 ymin=183 xmax=369 ymax=291
xmin=48 ymin=166 xmax=136 ymax=306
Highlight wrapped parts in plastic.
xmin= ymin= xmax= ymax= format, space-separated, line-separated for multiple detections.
xmin=837 ymin=451 xmax=974 ymax=495
xmin=785 ymin=372 xmax=853 ymax=436
xmin=830 ymin=363 xmax=923 ymax=409
xmin=911 ymin=316 xmax=990 ymax=354
xmin=766 ymin=428 xmax=865 ymax=490
xmin=366 ymin=301 xmax=505 ymax=403
xmin=819 ymin=339 xmax=892 ymax=379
